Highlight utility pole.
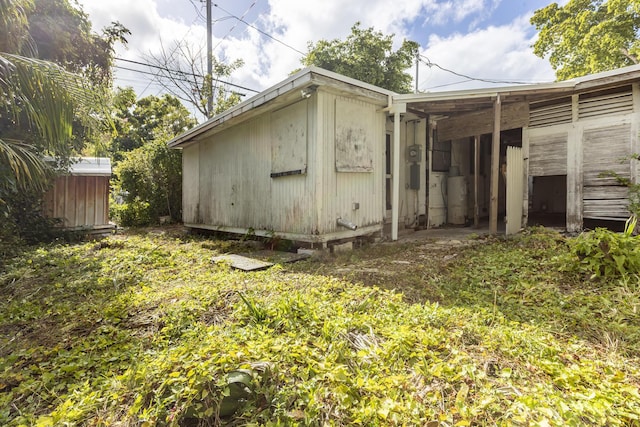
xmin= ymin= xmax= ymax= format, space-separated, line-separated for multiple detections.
xmin=415 ymin=51 xmax=419 ymax=93
xmin=206 ymin=0 xmax=213 ymax=117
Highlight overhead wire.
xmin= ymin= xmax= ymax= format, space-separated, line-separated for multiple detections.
xmin=418 ymin=55 xmax=549 ymax=89
xmin=211 ymin=0 xmax=259 ymax=53
xmin=188 ymin=0 xmax=206 ymax=22
xmin=212 ymin=2 xmax=306 ymax=56
xmin=114 ymin=57 xmax=260 ymax=93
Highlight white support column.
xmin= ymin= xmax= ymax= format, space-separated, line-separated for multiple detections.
xmin=391 ymin=103 xmax=406 ymax=241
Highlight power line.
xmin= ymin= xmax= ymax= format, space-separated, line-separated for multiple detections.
xmin=211 ymin=0 xmax=259 ymax=53
xmin=419 ymin=55 xmax=547 ymax=87
xmin=212 ymin=3 xmax=306 ymax=56
xmin=114 ymin=57 xmax=260 ymax=93
xmin=188 ymin=0 xmax=206 ymax=22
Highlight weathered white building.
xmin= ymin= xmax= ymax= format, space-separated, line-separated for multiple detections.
xmin=169 ymin=65 xmax=640 ymax=243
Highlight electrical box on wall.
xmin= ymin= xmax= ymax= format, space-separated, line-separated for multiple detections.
xmin=410 ymin=163 xmax=420 ymax=190
xmin=407 ymin=144 xmax=421 ymax=163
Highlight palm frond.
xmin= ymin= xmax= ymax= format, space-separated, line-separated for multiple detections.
xmin=0 ymin=52 xmax=103 ymax=190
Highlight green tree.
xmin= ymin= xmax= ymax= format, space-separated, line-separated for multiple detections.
xmin=0 ymin=0 xmax=126 ymax=246
xmin=0 ymin=0 xmax=103 ymax=195
xmin=110 ymin=88 xmax=196 ymax=159
xmin=531 ymin=0 xmax=640 ymax=80
xmin=301 ymin=22 xmax=419 ymax=94
xmin=111 ymin=92 xmax=196 ymax=225
xmin=27 ymin=0 xmax=129 ymax=86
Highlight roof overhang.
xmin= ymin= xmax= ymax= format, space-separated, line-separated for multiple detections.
xmin=168 ymin=66 xmax=395 ymax=148
xmin=168 ymin=63 xmax=640 ymax=148
xmin=44 ymin=157 xmax=112 ymax=176
xmin=69 ymin=157 xmax=112 ymax=176
xmin=396 ymin=64 xmax=640 ymax=118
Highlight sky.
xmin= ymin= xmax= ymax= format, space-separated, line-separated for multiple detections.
xmin=76 ymin=0 xmax=564 ymax=119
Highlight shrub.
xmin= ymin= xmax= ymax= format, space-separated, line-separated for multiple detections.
xmin=567 ymin=217 xmax=640 ymax=278
xmin=111 ymin=198 xmax=154 ymax=227
xmin=111 ymin=135 xmax=182 ymax=226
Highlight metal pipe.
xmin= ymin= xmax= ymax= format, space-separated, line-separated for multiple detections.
xmin=336 ymin=218 xmax=357 ymax=231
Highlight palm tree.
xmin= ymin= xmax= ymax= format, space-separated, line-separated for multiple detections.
xmin=0 ymin=0 xmax=98 ymax=196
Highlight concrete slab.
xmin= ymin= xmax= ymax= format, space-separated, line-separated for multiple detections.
xmin=212 ymin=254 xmax=273 ymax=271
xmin=212 ymin=250 xmax=310 ymax=272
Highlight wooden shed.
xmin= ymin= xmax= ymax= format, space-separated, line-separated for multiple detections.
xmin=171 ymin=65 xmax=640 ymax=243
xmin=43 ymin=157 xmax=113 ymax=231
xmin=169 ymin=67 xmax=393 ymax=245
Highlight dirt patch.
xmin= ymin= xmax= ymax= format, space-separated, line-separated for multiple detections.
xmin=289 ymin=237 xmax=486 ymax=304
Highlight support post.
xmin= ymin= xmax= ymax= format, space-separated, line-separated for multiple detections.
xmin=490 ymin=95 xmax=501 ymax=234
xmin=391 ymin=103 xmax=406 ymax=241
xmin=474 ymin=135 xmax=480 ymax=228
xmin=206 ymin=0 xmax=213 ymax=117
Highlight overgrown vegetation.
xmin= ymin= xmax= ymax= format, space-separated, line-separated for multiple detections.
xmin=1 ymin=227 xmax=639 ymax=426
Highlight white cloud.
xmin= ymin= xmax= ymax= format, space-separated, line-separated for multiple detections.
xmin=76 ymin=0 xmax=555 ymax=108
xmin=419 ymin=15 xmax=555 ymax=92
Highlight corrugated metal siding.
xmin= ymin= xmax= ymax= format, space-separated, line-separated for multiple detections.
xmin=271 ymin=99 xmax=316 ymax=234
xmin=318 ymin=92 xmax=385 ymax=234
xmin=182 ymin=145 xmax=200 ymax=224
xmin=583 ymin=123 xmax=632 ymax=219
xmin=528 ymin=130 xmax=568 ymax=176
xmin=190 ymin=101 xmax=317 ymax=235
xmin=506 ymin=146 xmax=524 ymax=235
xmin=44 ymin=175 xmax=109 ymax=228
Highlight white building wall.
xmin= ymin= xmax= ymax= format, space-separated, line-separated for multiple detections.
xmin=183 ymin=101 xmax=317 ymax=236
xmin=317 ymin=91 xmax=386 ymax=236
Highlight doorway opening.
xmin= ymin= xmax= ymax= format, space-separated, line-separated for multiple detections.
xmin=528 ymin=175 xmax=567 ymax=228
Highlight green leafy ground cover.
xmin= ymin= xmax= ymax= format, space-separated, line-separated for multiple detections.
xmin=0 ymin=228 xmax=639 ymax=426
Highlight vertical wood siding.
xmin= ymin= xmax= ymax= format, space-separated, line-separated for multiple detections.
xmin=182 ymin=144 xmax=200 ymax=223
xmin=44 ymin=176 xmax=109 ymax=228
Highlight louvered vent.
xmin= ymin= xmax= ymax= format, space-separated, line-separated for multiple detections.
xmin=578 ymin=87 xmax=633 ymax=120
xmin=529 ymin=98 xmax=572 ymax=128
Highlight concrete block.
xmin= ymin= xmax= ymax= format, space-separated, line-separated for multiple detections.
xmin=330 ymin=241 xmax=353 ymax=253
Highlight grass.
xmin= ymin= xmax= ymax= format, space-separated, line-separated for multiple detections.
xmin=0 ymin=227 xmax=639 ymax=426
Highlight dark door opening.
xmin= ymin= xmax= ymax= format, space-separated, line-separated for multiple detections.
xmin=528 ymin=175 xmax=567 ymax=227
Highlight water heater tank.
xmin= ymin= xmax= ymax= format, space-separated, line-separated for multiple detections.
xmin=447 ymin=176 xmax=468 ymax=225
xmin=429 ymin=172 xmax=447 ymax=227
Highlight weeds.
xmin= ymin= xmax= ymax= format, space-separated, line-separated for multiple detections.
xmin=0 ymin=229 xmax=639 ymax=425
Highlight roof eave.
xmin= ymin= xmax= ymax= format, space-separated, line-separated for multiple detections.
xmin=168 ymin=66 xmax=395 ymax=148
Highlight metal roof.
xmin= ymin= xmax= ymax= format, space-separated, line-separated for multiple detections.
xmin=395 ymin=63 xmax=640 ymax=116
xmin=168 ymin=63 xmax=640 ymax=147
xmin=68 ymin=157 xmax=112 ymax=176
xmin=168 ymin=66 xmax=395 ymax=148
